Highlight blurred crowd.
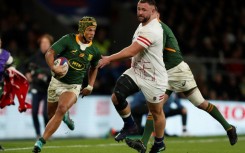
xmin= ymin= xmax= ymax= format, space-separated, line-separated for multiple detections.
xmin=0 ymin=0 xmax=47 ymax=66
xmin=0 ymin=0 xmax=244 ymax=101
xmin=156 ymin=0 xmax=245 ymax=101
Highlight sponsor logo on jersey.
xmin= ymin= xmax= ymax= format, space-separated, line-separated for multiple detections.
xmin=88 ymin=54 xmax=93 ymax=61
xmin=68 ymin=59 xmax=85 ymax=70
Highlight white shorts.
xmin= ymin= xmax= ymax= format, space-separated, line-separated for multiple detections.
xmin=124 ymin=68 xmax=167 ymax=103
xmin=167 ymin=61 xmax=197 ymax=92
xmin=47 ymin=77 xmax=81 ymax=103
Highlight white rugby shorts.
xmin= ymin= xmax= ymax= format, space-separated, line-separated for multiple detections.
xmin=47 ymin=77 xmax=81 ymax=103
xmin=124 ymin=68 xmax=167 ymax=103
xmin=167 ymin=61 xmax=197 ymax=92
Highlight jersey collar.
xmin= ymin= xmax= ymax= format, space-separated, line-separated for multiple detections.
xmin=76 ymin=34 xmax=92 ymax=49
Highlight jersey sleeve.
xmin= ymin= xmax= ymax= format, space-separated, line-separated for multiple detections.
xmin=135 ymin=28 xmax=155 ymax=48
xmin=90 ymin=46 xmax=101 ymax=67
xmin=51 ymin=34 xmax=69 ymax=55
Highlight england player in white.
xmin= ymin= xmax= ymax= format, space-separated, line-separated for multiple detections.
xmin=98 ymin=0 xmax=167 ymax=152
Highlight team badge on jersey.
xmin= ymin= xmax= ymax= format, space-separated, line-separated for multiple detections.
xmin=88 ymin=54 xmax=93 ymax=61
xmin=79 ymin=53 xmax=85 ymax=57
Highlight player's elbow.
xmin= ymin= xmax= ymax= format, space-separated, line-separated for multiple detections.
xmin=45 ymin=49 xmax=55 ymax=58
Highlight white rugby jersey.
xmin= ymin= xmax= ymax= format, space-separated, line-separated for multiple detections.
xmin=131 ymin=18 xmax=167 ymax=85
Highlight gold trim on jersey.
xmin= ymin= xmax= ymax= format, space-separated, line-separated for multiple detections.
xmin=165 ymin=47 xmax=176 ymax=52
xmin=88 ymin=54 xmax=93 ymax=61
xmin=76 ymin=34 xmax=80 ymax=44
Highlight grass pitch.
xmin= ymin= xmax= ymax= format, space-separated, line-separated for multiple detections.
xmin=1 ymin=135 xmax=244 ymax=153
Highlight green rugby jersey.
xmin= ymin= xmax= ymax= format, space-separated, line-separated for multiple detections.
xmin=160 ymin=21 xmax=183 ymax=70
xmin=51 ymin=33 xmax=101 ymax=84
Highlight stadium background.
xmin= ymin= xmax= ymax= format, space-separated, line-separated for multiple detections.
xmin=0 ymin=0 xmax=245 ymax=152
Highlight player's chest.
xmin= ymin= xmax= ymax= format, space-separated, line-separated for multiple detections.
xmin=66 ymin=46 xmax=94 ymax=62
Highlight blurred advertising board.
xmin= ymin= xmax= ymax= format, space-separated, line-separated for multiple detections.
xmin=0 ymin=95 xmax=244 ymax=139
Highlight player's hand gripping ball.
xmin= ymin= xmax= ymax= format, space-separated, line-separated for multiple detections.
xmin=51 ymin=57 xmax=69 ymax=79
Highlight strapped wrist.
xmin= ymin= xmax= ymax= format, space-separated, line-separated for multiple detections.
xmin=86 ymin=85 xmax=93 ymax=91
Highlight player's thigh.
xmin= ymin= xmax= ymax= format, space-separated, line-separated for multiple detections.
xmin=57 ymin=91 xmax=77 ymax=113
xmin=56 ymin=84 xmax=81 ymax=113
xmin=167 ymin=61 xmax=197 ymax=93
xmin=139 ymin=78 xmax=166 ymax=104
xmin=139 ymin=81 xmax=165 ymax=118
xmin=163 ymin=93 xmax=170 ymax=104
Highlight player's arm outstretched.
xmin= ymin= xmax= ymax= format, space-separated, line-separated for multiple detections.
xmin=98 ymin=41 xmax=145 ymax=68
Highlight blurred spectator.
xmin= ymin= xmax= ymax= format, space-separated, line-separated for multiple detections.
xmin=239 ymin=76 xmax=245 ymax=100
xmin=211 ymin=73 xmax=228 ymax=100
xmin=164 ymin=93 xmax=188 ymax=136
xmin=226 ymin=75 xmax=242 ymax=101
xmin=225 ymin=45 xmax=245 ymax=77
xmin=24 ymin=34 xmax=53 ymax=139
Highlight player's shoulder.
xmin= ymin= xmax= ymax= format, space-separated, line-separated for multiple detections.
xmin=62 ymin=33 xmax=76 ymax=39
xmin=141 ymin=19 xmax=163 ymax=35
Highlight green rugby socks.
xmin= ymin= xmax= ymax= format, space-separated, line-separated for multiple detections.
xmin=141 ymin=114 xmax=154 ymax=146
xmin=205 ymin=103 xmax=231 ymax=130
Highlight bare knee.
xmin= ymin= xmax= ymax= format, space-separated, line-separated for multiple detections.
xmin=197 ymin=100 xmax=209 ymax=110
xmin=150 ymin=108 xmax=164 ymax=121
xmin=56 ymin=104 xmax=68 ymax=116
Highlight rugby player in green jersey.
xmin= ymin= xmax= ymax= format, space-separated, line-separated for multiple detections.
xmin=125 ymin=11 xmax=238 ymax=153
xmin=32 ymin=16 xmax=101 ymax=153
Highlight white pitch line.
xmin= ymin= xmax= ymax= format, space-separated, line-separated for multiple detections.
xmin=3 ymin=137 xmax=245 ymax=152
xmin=3 ymin=143 xmax=125 ymax=151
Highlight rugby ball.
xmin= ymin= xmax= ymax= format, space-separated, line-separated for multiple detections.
xmin=51 ymin=57 xmax=69 ymax=79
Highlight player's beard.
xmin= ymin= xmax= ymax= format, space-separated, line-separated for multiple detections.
xmin=83 ymin=35 xmax=92 ymax=43
xmin=137 ymin=15 xmax=150 ymax=24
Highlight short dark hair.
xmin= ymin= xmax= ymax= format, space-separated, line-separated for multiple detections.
xmin=138 ymin=0 xmax=156 ymax=6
